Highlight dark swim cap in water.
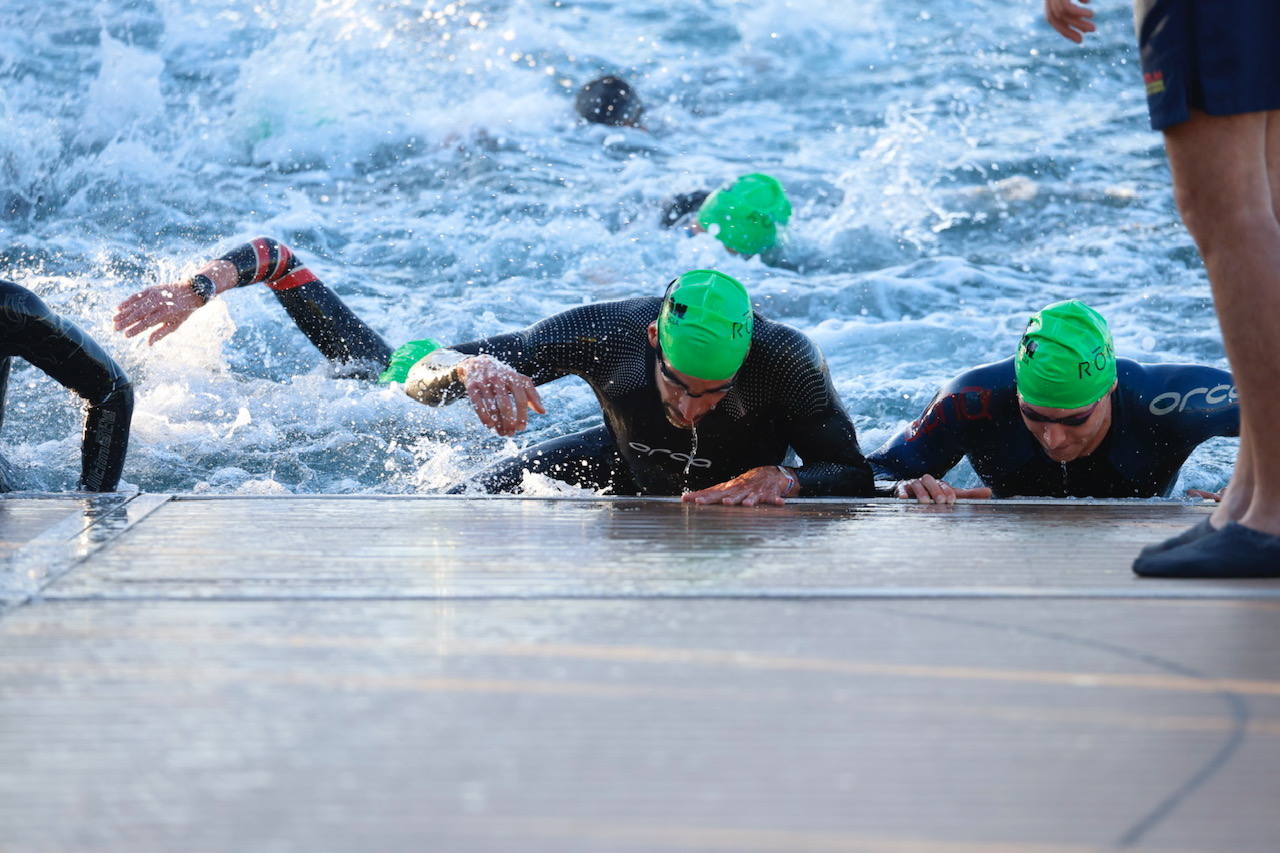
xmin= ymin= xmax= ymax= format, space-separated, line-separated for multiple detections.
xmin=575 ymin=76 xmax=643 ymax=127
xmin=1014 ymin=300 xmax=1116 ymax=409
xmin=696 ymin=173 xmax=792 ymax=256
xmin=657 ymin=270 xmax=753 ymax=381
xmin=379 ymin=338 xmax=443 ymax=383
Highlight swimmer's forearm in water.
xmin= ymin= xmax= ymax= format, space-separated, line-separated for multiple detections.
xmin=402 ymin=349 xmax=470 ymax=405
xmin=217 ymin=237 xmax=319 ymax=291
xmin=403 ymin=349 xmax=545 ymax=437
xmin=80 ymin=385 xmax=133 ymax=491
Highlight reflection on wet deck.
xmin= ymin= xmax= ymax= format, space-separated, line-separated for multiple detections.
xmin=1 ymin=494 xmax=1277 ymax=852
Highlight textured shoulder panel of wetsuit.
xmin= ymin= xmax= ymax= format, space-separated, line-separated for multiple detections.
xmin=731 ymin=316 xmax=837 ymax=418
xmin=457 ymin=297 xmax=659 ymax=390
xmin=930 ymin=358 xmax=1016 ymax=400
xmin=1118 ymin=359 xmax=1239 ymax=439
xmin=0 ymin=279 xmax=130 ymax=402
xmin=729 ymin=314 xmax=875 ymax=495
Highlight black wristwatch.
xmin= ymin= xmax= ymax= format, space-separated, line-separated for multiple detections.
xmin=189 ymin=274 xmax=217 ymax=304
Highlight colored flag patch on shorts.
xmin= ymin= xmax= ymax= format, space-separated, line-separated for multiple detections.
xmin=1144 ymin=71 xmax=1165 ymax=96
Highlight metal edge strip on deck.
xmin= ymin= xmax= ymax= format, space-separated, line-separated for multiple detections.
xmin=0 ymin=493 xmax=172 ymax=612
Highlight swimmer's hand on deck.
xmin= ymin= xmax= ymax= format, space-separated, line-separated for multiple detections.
xmin=1185 ymin=488 xmax=1225 ymax=503
xmin=114 ymin=261 xmax=235 ymax=345
xmin=893 ymin=475 xmax=993 ymax=505
xmin=456 ymin=355 xmax=546 ymax=437
xmin=1045 ymin=0 xmax=1096 ymax=44
xmin=681 ymin=465 xmax=798 ymax=508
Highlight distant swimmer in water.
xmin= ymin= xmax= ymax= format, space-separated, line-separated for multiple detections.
xmin=114 ymin=239 xmax=875 ymax=503
xmin=1 ymin=280 xmax=133 ymax=492
xmin=869 ymin=299 xmax=1239 ymax=503
xmin=575 ymin=75 xmax=645 ymax=128
xmin=660 ymin=173 xmax=792 ymax=259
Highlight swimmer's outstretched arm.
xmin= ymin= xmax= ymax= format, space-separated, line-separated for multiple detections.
xmin=403 ymin=350 xmax=544 ymax=437
xmin=402 ymin=307 xmax=611 ymax=436
xmin=115 ymin=238 xmax=392 ymax=378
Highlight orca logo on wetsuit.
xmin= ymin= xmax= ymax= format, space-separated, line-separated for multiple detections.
xmin=1148 ymin=384 xmax=1237 ymax=416
xmin=627 ymin=441 xmax=712 ymax=468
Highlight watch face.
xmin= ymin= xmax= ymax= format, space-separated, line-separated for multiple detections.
xmin=190 ymin=275 xmax=216 ymax=304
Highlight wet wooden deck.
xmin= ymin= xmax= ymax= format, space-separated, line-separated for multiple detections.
xmin=2 ymin=493 xmax=1277 ymax=852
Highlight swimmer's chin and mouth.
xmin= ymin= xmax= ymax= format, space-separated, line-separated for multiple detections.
xmin=663 ymin=405 xmax=699 ymax=430
xmin=1044 ymin=446 xmax=1086 ymax=463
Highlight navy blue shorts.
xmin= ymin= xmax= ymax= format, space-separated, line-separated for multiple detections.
xmin=1136 ymin=0 xmax=1280 ymax=130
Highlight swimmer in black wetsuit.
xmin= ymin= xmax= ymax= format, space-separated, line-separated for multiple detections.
xmin=660 ymin=173 xmax=792 ymax=259
xmin=115 ymin=239 xmax=874 ymax=504
xmin=869 ymin=300 xmax=1239 ymax=502
xmin=1 ymin=280 xmax=133 ymax=492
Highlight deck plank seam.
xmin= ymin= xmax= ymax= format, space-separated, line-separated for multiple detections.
xmin=0 ymin=493 xmax=172 ymax=619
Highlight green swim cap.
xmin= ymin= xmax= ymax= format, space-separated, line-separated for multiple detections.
xmin=1014 ymin=300 xmax=1116 ymax=409
xmin=657 ymin=270 xmax=753 ymax=381
xmin=696 ymin=173 xmax=792 ymax=256
xmin=379 ymin=338 xmax=443 ymax=384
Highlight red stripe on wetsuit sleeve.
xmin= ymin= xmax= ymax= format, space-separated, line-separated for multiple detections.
xmin=250 ymin=238 xmax=271 ymax=283
xmin=270 ymin=243 xmax=293 ymax=282
xmin=266 ymin=267 xmax=318 ymax=292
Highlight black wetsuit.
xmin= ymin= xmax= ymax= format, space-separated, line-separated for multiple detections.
xmin=215 ymin=239 xmax=873 ymax=495
xmin=869 ymin=357 xmax=1238 ymax=498
xmin=0 ymin=280 xmax=133 ymax=491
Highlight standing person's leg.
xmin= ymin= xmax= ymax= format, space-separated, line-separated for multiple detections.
xmin=1212 ymin=421 xmax=1253 ymax=529
xmin=1269 ymin=112 xmax=1280 ymax=219
xmin=1206 ymin=107 xmax=1274 ymax=530
xmin=1135 ymin=109 xmax=1280 ymax=576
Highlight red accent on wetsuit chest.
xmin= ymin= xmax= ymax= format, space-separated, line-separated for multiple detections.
xmin=906 ymin=387 xmax=993 ymax=442
xmin=953 ymin=386 xmax=993 ymax=421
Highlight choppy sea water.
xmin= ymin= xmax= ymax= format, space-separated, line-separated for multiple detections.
xmin=0 ymin=0 xmax=1235 ymax=495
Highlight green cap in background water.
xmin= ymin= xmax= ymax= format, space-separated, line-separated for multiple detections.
xmin=696 ymin=173 xmax=792 ymax=256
